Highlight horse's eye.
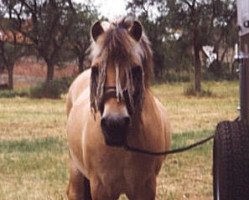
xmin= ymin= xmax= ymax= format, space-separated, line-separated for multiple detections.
xmin=132 ymin=66 xmax=142 ymax=79
xmin=91 ymin=66 xmax=99 ymax=85
xmin=91 ymin=65 xmax=99 ymax=75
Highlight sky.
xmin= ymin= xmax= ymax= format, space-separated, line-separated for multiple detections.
xmin=75 ymin=0 xmax=128 ymax=20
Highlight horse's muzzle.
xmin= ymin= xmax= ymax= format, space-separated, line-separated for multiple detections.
xmin=101 ymin=115 xmax=130 ymax=146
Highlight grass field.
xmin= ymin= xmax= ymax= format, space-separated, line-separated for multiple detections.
xmin=0 ymin=81 xmax=239 ymax=200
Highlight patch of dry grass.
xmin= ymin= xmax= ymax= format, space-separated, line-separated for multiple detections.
xmin=0 ymin=81 xmax=239 ymax=199
xmin=0 ymin=98 xmax=66 ymax=140
xmin=153 ymin=81 xmax=238 ymax=134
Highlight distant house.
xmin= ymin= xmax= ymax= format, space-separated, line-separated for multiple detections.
xmin=202 ymin=46 xmax=217 ymax=68
xmin=0 ymin=17 xmax=31 ymax=44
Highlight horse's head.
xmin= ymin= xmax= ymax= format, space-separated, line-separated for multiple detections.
xmin=89 ymin=17 xmax=153 ymax=146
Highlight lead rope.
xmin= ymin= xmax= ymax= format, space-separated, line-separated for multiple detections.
xmin=123 ymin=134 xmax=214 ymax=156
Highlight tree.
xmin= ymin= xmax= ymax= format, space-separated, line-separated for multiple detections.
xmin=167 ymin=0 xmax=237 ymax=89
xmin=7 ymin=0 xmax=76 ymax=85
xmin=127 ymin=0 xmax=237 ymax=90
xmin=66 ymin=3 xmax=98 ymax=73
xmin=209 ymin=0 xmax=237 ymax=77
xmin=127 ymin=0 xmax=171 ymax=79
xmin=0 ymin=6 xmax=29 ymax=89
xmin=0 ymin=33 xmax=27 ymax=90
xmin=157 ymin=0 xmax=214 ymax=91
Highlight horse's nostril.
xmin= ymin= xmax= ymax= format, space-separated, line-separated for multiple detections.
xmin=100 ymin=115 xmax=130 ymax=146
xmin=124 ymin=116 xmax=130 ymax=126
xmin=101 ymin=117 xmax=107 ymax=128
xmin=101 ymin=116 xmax=130 ymax=131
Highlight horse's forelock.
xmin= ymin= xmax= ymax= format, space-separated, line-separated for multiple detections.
xmin=90 ymin=17 xmax=153 ymax=115
xmin=91 ymin=18 xmax=152 ymax=71
xmin=105 ymin=29 xmax=133 ymax=63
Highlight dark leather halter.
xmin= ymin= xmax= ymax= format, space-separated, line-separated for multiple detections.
xmin=101 ymin=86 xmax=133 ymax=115
xmin=103 ymin=86 xmax=117 ymax=101
xmin=98 ymin=86 xmax=117 ymax=114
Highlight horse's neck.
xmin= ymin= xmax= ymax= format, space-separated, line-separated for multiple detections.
xmin=143 ymin=89 xmax=157 ymax=113
xmin=132 ymin=89 xmax=160 ymax=133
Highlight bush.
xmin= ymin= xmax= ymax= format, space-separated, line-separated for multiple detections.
xmin=0 ymin=89 xmax=29 ymax=98
xmin=204 ymin=61 xmax=238 ymax=81
xmin=30 ymin=77 xmax=73 ymax=99
xmin=184 ymin=84 xmax=213 ymax=97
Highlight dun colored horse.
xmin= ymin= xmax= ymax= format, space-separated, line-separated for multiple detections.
xmin=66 ymin=17 xmax=171 ymax=200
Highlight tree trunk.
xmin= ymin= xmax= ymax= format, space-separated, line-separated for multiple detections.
xmin=78 ymin=55 xmax=84 ymax=73
xmin=240 ymin=34 xmax=249 ymax=125
xmin=194 ymin=45 xmax=201 ymax=92
xmin=46 ymin=62 xmax=55 ymax=84
xmin=7 ymin=64 xmax=14 ymax=90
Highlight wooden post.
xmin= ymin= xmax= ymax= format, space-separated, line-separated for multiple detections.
xmin=240 ymin=34 xmax=249 ymax=125
xmin=237 ymin=0 xmax=249 ymax=125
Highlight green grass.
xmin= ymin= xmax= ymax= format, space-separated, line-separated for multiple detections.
xmin=0 ymin=137 xmax=68 ymax=200
xmin=0 ymin=80 xmax=239 ymax=199
xmin=0 ymin=137 xmax=65 ymax=153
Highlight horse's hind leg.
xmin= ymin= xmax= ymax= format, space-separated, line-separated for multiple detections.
xmin=67 ymin=161 xmax=92 ymax=200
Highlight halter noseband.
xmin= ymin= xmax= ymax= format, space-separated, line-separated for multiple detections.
xmin=101 ymin=86 xmax=133 ymax=115
xmin=103 ymin=86 xmax=117 ymax=102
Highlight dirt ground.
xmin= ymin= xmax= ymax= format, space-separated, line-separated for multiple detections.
xmin=0 ymin=57 xmax=79 ymax=88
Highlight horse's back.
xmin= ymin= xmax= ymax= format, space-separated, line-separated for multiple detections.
xmin=66 ymin=69 xmax=91 ymax=116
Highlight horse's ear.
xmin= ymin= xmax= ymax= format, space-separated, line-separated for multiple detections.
xmin=129 ymin=20 xmax=143 ymax=41
xmin=91 ymin=21 xmax=104 ymax=42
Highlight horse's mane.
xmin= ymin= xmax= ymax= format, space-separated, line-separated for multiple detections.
xmin=90 ymin=17 xmax=153 ymax=116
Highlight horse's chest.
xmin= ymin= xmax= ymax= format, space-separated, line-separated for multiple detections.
xmin=89 ymin=151 xmax=157 ymax=187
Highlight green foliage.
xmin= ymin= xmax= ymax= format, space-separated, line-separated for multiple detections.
xmin=65 ymin=3 xmax=99 ymax=72
xmin=0 ymin=76 xmax=74 ymax=99
xmin=204 ymin=61 xmax=238 ymax=81
xmin=1 ymin=0 xmax=99 ymax=85
xmin=127 ymin=0 xmax=237 ymax=85
xmin=30 ymin=77 xmax=73 ymax=99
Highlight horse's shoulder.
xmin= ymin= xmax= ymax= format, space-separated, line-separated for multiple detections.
xmin=69 ymin=69 xmax=91 ymax=98
xmin=66 ymin=69 xmax=91 ymax=115
xmin=152 ymin=95 xmax=171 ymax=142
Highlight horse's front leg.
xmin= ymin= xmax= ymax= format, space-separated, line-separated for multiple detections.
xmin=128 ymin=177 xmax=156 ymax=200
xmin=67 ymin=160 xmax=92 ymax=200
xmin=90 ymin=177 xmax=119 ymax=200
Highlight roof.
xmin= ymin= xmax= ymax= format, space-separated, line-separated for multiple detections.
xmin=0 ymin=18 xmax=31 ymax=44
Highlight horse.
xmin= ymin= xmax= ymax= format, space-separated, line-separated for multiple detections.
xmin=66 ymin=17 xmax=171 ymax=200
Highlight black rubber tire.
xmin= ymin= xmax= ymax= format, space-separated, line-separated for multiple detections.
xmin=213 ymin=120 xmax=249 ymax=200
